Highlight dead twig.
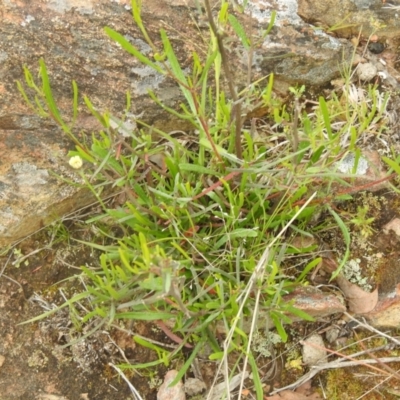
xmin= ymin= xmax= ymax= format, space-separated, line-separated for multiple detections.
xmin=354 ymin=330 xmax=400 ymax=381
xmin=270 ymin=355 xmax=400 ymax=395
xmin=344 ymin=312 xmax=400 ymax=347
xmin=270 ymin=335 xmax=400 ymax=395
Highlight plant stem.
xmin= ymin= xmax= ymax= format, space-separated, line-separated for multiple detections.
xmin=204 ymin=0 xmax=243 ymax=159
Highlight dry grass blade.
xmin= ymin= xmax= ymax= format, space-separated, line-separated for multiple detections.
xmin=208 ymin=371 xmax=249 ymax=400
xmin=108 ymin=363 xmax=144 ymax=400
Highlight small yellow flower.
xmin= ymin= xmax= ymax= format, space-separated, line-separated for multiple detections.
xmin=69 ymin=155 xmax=83 ymax=169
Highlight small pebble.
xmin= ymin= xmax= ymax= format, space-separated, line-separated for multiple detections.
xmin=356 ymin=62 xmax=377 ymax=81
xmin=302 ymin=334 xmax=327 ymax=366
xmin=368 ymin=42 xmax=385 ymax=54
xmin=325 ymin=327 xmax=340 ymax=343
xmin=184 ymin=377 xmax=207 ymax=396
xmin=157 ymin=370 xmax=186 ymax=400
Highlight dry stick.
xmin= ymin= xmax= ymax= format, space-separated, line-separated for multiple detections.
xmin=291 ymin=172 xmax=396 ymax=207
xmin=203 ymin=0 xmax=243 ymax=159
xmin=344 ymin=312 xmax=400 ymax=347
xmin=273 ymin=356 xmax=400 ymax=395
xmin=270 ymin=339 xmax=400 ymax=395
xmin=357 ymin=373 xmax=398 ymax=400
xmin=354 ymin=330 xmax=400 ymax=381
xmin=304 ymin=340 xmax=398 ymax=377
xmin=0 ymin=251 xmax=24 ymax=292
xmin=154 ymin=320 xmax=193 ymax=349
xmin=191 ymin=170 xmax=242 ymax=200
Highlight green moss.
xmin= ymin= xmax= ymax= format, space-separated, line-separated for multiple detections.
xmin=325 ymin=368 xmax=366 ymax=399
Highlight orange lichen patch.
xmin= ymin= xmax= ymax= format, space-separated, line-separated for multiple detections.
xmin=1 ymin=10 xmax=24 ymax=25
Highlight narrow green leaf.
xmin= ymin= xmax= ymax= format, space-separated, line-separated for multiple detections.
xmin=83 ymin=96 xmax=107 ymax=126
xmin=248 ymin=351 xmax=264 ymax=400
xmin=178 ymin=163 xmax=217 ymax=174
xmin=72 ymin=80 xmax=78 ymax=123
xmin=286 ymin=305 xmax=315 ymax=321
xmin=263 ymin=73 xmax=274 ymax=105
xmin=383 ymin=156 xmax=400 ymax=176
xmin=104 ymin=27 xmax=165 ymax=74
xmin=297 ymin=257 xmax=322 ymax=282
xmin=169 ymin=339 xmax=204 ymax=386
xmin=310 ymin=145 xmax=325 ymax=164
xmin=116 ymin=311 xmax=173 ymax=320
xmin=147 ymin=91 xmax=194 ymax=121
xmin=127 ymin=359 xmax=165 ymax=369
xmin=134 ymin=335 xmax=167 ymax=353
xmin=328 ymin=206 xmax=350 ymax=280
xmin=209 ymin=351 xmax=224 ymax=360
xmin=264 ymin=10 xmax=276 ymax=36
xmin=319 ymin=96 xmax=333 ymax=139
xmin=39 ymin=59 xmax=64 ymax=127
xmin=218 ymin=2 xmax=229 ymax=23
xmin=16 ymin=80 xmax=36 ymax=113
xmin=200 ymin=48 xmax=219 ymax=83
xmin=228 ymin=14 xmax=250 ymax=50
xmin=18 ymin=291 xmax=90 ymax=324
xmin=234 ymin=326 xmax=247 ymax=338
xmin=229 ymin=228 xmax=258 ymax=239
xmin=271 ymin=313 xmax=288 ymax=342
xmin=160 ymin=29 xmax=187 ymax=84
xmin=131 ymin=0 xmax=143 ymax=28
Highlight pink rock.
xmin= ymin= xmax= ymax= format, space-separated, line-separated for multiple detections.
xmin=283 ymin=286 xmax=346 ymax=320
xmin=157 ymin=370 xmax=185 ymax=400
xmin=363 ymin=284 xmax=400 ymax=328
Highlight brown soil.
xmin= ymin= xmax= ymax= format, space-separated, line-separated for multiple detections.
xmin=0 ymin=230 xmax=160 ymax=400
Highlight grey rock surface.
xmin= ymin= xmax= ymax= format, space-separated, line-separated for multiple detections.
xmin=298 ymin=0 xmax=400 ymax=39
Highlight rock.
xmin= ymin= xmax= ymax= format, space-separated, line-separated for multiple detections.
xmin=382 ymin=218 xmax=400 ymax=237
xmin=243 ymin=0 xmax=353 ymax=87
xmin=363 ymin=269 xmax=400 ymax=328
xmin=364 ymin=288 xmax=400 ymax=328
xmin=356 ymin=62 xmax=378 ymax=81
xmin=302 ymin=334 xmax=327 ymax=366
xmin=325 ymin=326 xmax=341 ymax=343
xmin=298 ymin=0 xmax=400 ymax=39
xmin=184 ymin=377 xmax=207 ymax=396
xmin=333 ymin=150 xmax=390 ymax=194
xmin=0 ymin=126 xmax=96 ymax=247
xmin=283 ymin=286 xmax=346 ymax=319
xmin=368 ymin=42 xmax=385 ymax=54
xmin=157 ymin=370 xmax=185 ymax=400
xmin=216 ymin=286 xmax=346 ymax=335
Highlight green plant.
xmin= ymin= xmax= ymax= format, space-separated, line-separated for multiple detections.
xmin=350 ymin=205 xmax=376 ymax=238
xmin=16 ymin=0 xmax=394 ymax=397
